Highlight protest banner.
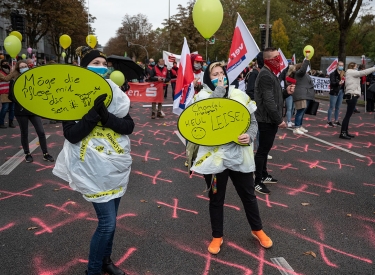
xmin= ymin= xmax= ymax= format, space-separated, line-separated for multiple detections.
xmin=177 ymin=98 xmax=250 ymax=146
xmin=127 ymin=82 xmax=164 ymax=103
xmin=310 ymin=75 xmax=330 ymax=91
xmin=13 ymin=65 xmax=112 ymax=121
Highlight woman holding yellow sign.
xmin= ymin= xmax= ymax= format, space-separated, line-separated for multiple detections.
xmin=53 ymin=46 xmax=134 ymax=275
xmin=189 ymin=62 xmax=272 ymax=254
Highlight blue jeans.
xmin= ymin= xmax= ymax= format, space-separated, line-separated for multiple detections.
xmin=88 ymin=197 xmax=121 ymax=274
xmin=327 ymin=89 xmax=343 ymax=122
xmin=0 ymin=102 xmax=15 ymax=125
xmin=294 ymin=100 xmax=311 ymax=127
xmin=285 ymin=96 xmax=294 ymax=123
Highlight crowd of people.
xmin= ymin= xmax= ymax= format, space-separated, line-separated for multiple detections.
xmin=1 ymin=47 xmax=375 ymax=275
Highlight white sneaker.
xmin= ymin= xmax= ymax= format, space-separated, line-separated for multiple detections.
xmin=267 ymin=155 xmax=272 ymax=160
xmin=293 ymin=128 xmax=304 ymax=135
xmin=287 ymin=122 xmax=293 ymax=128
xmin=300 ymin=126 xmax=308 ymax=133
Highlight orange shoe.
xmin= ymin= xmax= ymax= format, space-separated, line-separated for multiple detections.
xmin=251 ymin=230 xmax=273 ymax=248
xmin=208 ymin=237 xmax=223 ymax=254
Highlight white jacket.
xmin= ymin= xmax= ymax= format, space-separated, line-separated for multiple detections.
xmin=345 ymin=67 xmax=375 ymax=96
xmin=53 ymin=80 xmax=132 ymax=203
xmin=190 ymin=85 xmax=257 ymax=175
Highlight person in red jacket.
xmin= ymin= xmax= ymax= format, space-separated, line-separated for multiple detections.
xmin=191 ymin=54 xmax=204 ymax=94
xmin=0 ymin=59 xmax=15 ymax=128
xmin=149 ymin=59 xmax=170 ymax=119
xmin=170 ymin=61 xmax=178 ymax=99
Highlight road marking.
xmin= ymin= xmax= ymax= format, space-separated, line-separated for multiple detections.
xmin=318 ymin=109 xmax=328 ymax=113
xmin=287 ymin=129 xmax=365 ymax=158
xmin=143 ymin=104 xmax=173 ymax=107
xmin=0 ymin=135 xmax=50 ymax=176
xmin=174 ymin=130 xmax=185 ymax=145
xmin=270 ymin=257 xmax=296 ymax=275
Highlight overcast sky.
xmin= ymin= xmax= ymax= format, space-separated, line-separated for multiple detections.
xmin=89 ymin=0 xmax=190 ymax=46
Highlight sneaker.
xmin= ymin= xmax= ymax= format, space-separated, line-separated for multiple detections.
xmin=339 ymin=132 xmax=351 ymax=140
xmin=262 ymin=175 xmax=278 ymax=183
xmin=43 ymin=153 xmax=55 ymax=162
xmin=0 ymin=124 xmax=7 ymax=129
xmin=267 ymin=155 xmax=272 ymax=160
xmin=353 ymin=109 xmax=360 ymax=113
xmin=287 ymin=122 xmax=293 ymax=128
xmin=252 ymin=230 xmax=273 ymax=248
xmin=300 ymin=126 xmax=308 ymax=133
xmin=151 ymin=112 xmax=156 ymax=119
xmin=208 ymin=237 xmax=223 ymax=254
xmin=293 ymin=128 xmax=304 ymax=135
xmin=157 ymin=111 xmax=165 ymax=118
xmin=254 ymin=182 xmax=270 ymax=194
xmin=327 ymin=121 xmax=335 ymax=127
xmin=346 ymin=132 xmax=355 ymax=138
xmin=25 ymin=154 xmax=33 ymax=163
xmin=333 ymin=121 xmax=342 ymax=126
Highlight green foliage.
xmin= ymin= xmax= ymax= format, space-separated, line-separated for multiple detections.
xmin=272 ymin=18 xmax=290 ymax=57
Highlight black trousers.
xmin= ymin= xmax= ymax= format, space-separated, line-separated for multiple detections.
xmin=204 ymin=170 xmax=263 ymax=238
xmin=254 ymin=122 xmax=279 ymax=184
xmin=16 ymin=115 xmax=48 ymax=154
xmin=366 ymin=99 xmax=374 ymax=112
xmin=341 ymin=96 xmax=358 ymax=133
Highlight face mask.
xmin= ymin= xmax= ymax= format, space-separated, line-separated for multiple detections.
xmin=338 ymin=66 xmax=343 ymax=71
xmin=203 ymin=65 xmax=207 ymax=71
xmin=158 ymin=64 xmax=164 ymax=68
xmin=264 ymin=55 xmax=281 ymax=75
xmin=20 ymin=67 xmax=29 ymax=74
xmin=1 ymin=64 xmax=10 ymax=70
xmin=150 ymin=62 xmax=155 ymax=66
xmin=211 ymin=76 xmax=228 ymax=87
xmin=107 ymin=67 xmax=114 ymax=74
xmin=194 ymin=64 xmax=202 ymax=70
xmin=87 ymin=66 xmax=108 ymax=77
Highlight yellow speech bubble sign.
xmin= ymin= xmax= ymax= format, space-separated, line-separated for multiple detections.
xmin=13 ymin=65 xmax=113 ymax=121
xmin=178 ymin=98 xmax=251 ymax=146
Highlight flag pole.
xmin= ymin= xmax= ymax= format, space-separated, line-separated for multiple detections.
xmin=363 ymin=55 xmax=366 ymax=113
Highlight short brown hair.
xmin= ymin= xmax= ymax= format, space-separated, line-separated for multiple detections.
xmin=15 ymin=60 xmax=28 ymax=73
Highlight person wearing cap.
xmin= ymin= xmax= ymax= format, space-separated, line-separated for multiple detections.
xmin=191 ymin=54 xmax=205 ymax=93
xmin=53 ymin=46 xmax=134 ymax=275
xmin=189 ymin=61 xmax=273 ymax=255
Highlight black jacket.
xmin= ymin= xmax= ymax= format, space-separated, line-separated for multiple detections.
xmin=329 ymin=69 xmax=344 ymax=96
xmin=8 ymin=80 xmax=34 ymax=116
xmin=246 ymin=69 xmax=259 ymax=100
xmin=63 ymin=108 xmax=134 ymax=144
xmin=254 ymin=66 xmax=289 ymax=125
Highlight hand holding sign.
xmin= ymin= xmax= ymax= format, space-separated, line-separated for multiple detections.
xmin=13 ymin=65 xmax=113 ymax=120
xmin=178 ymin=98 xmax=251 ymax=146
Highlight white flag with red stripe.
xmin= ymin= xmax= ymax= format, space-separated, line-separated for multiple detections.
xmin=277 ymin=48 xmax=288 ymax=74
xmin=291 ymin=54 xmax=296 ymax=65
xmin=173 ymin=38 xmax=195 ymax=116
xmin=326 ymin=58 xmax=338 ymax=75
xmin=227 ymin=13 xmax=259 ymax=85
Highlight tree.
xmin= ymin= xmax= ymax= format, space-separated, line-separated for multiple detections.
xmin=308 ymin=34 xmax=329 ymax=69
xmin=271 ymin=18 xmax=290 ymax=57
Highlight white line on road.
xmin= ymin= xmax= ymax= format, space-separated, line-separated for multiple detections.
xmin=143 ymin=104 xmax=173 ymax=108
xmin=287 ymin=129 xmax=365 ymax=158
xmin=174 ymin=130 xmax=185 ymax=145
xmin=0 ymin=135 xmax=51 ymax=176
xmin=270 ymin=257 xmax=296 ymax=275
xmin=318 ymin=109 xmax=328 ymax=113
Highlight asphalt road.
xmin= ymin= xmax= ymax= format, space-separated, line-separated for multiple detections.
xmin=0 ymin=97 xmax=374 ymax=275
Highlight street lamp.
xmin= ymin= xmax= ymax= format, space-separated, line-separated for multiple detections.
xmin=265 ymin=0 xmax=270 ymax=48
xmin=168 ymin=0 xmax=170 ymax=52
xmin=128 ymin=41 xmax=149 ymax=61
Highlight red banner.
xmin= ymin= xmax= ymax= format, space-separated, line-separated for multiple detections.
xmin=127 ymin=82 xmax=164 ymax=103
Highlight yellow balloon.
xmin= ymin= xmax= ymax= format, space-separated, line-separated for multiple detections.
xmin=59 ymin=34 xmax=72 ymax=49
xmin=193 ymin=0 xmax=223 ymax=39
xmin=110 ymin=71 xmax=125 ymax=86
xmin=10 ymin=31 xmax=22 ymax=42
xmin=303 ymin=45 xmax=314 ymax=60
xmin=86 ymin=35 xmax=97 ymax=48
xmin=4 ymin=35 xmax=22 ymax=58
xmin=61 ymin=52 xmax=66 ymax=58
xmin=21 ymin=54 xmax=26 ymax=59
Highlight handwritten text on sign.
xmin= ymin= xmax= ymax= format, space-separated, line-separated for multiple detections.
xmin=13 ymin=65 xmax=113 ymax=120
xmin=177 ymin=98 xmax=251 ymax=146
xmin=310 ymin=75 xmax=330 ymax=91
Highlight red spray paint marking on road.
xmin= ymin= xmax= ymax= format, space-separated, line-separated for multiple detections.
xmin=131 ymin=151 xmax=160 ymax=161
xmin=278 ymin=184 xmax=319 ymax=196
xmin=156 ymin=198 xmax=198 ymax=218
xmin=134 ymin=170 xmax=172 ymax=185
xmin=196 ymin=195 xmax=241 ymax=211
xmin=0 ymin=222 xmax=15 ymax=232
xmin=0 ymin=183 xmax=42 ymax=201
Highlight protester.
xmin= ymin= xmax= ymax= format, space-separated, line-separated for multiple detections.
xmin=5 ymin=60 xmax=54 ymax=163
xmin=190 ymin=61 xmax=273 ymax=254
xmin=0 ymin=59 xmax=15 ymax=128
xmin=149 ymin=58 xmax=170 ymax=118
xmin=26 ymin=58 xmax=34 ymax=68
xmin=339 ymin=62 xmax=375 ymax=139
xmin=191 ymin=54 xmax=204 ymax=94
xmin=280 ymin=65 xmax=295 ymax=128
xmin=366 ymin=66 xmax=375 ymax=112
xmin=254 ymin=48 xmax=295 ymax=195
xmin=53 ymin=46 xmax=134 ymax=275
xmin=292 ymin=55 xmax=315 ymax=135
xmin=145 ymin=58 xmax=155 ymax=81
xmin=170 ymin=61 xmax=178 ymax=98
xmin=327 ymin=60 xmax=345 ymax=127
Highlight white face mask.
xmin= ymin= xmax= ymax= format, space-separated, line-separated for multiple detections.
xmin=20 ymin=67 xmax=29 ymax=74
